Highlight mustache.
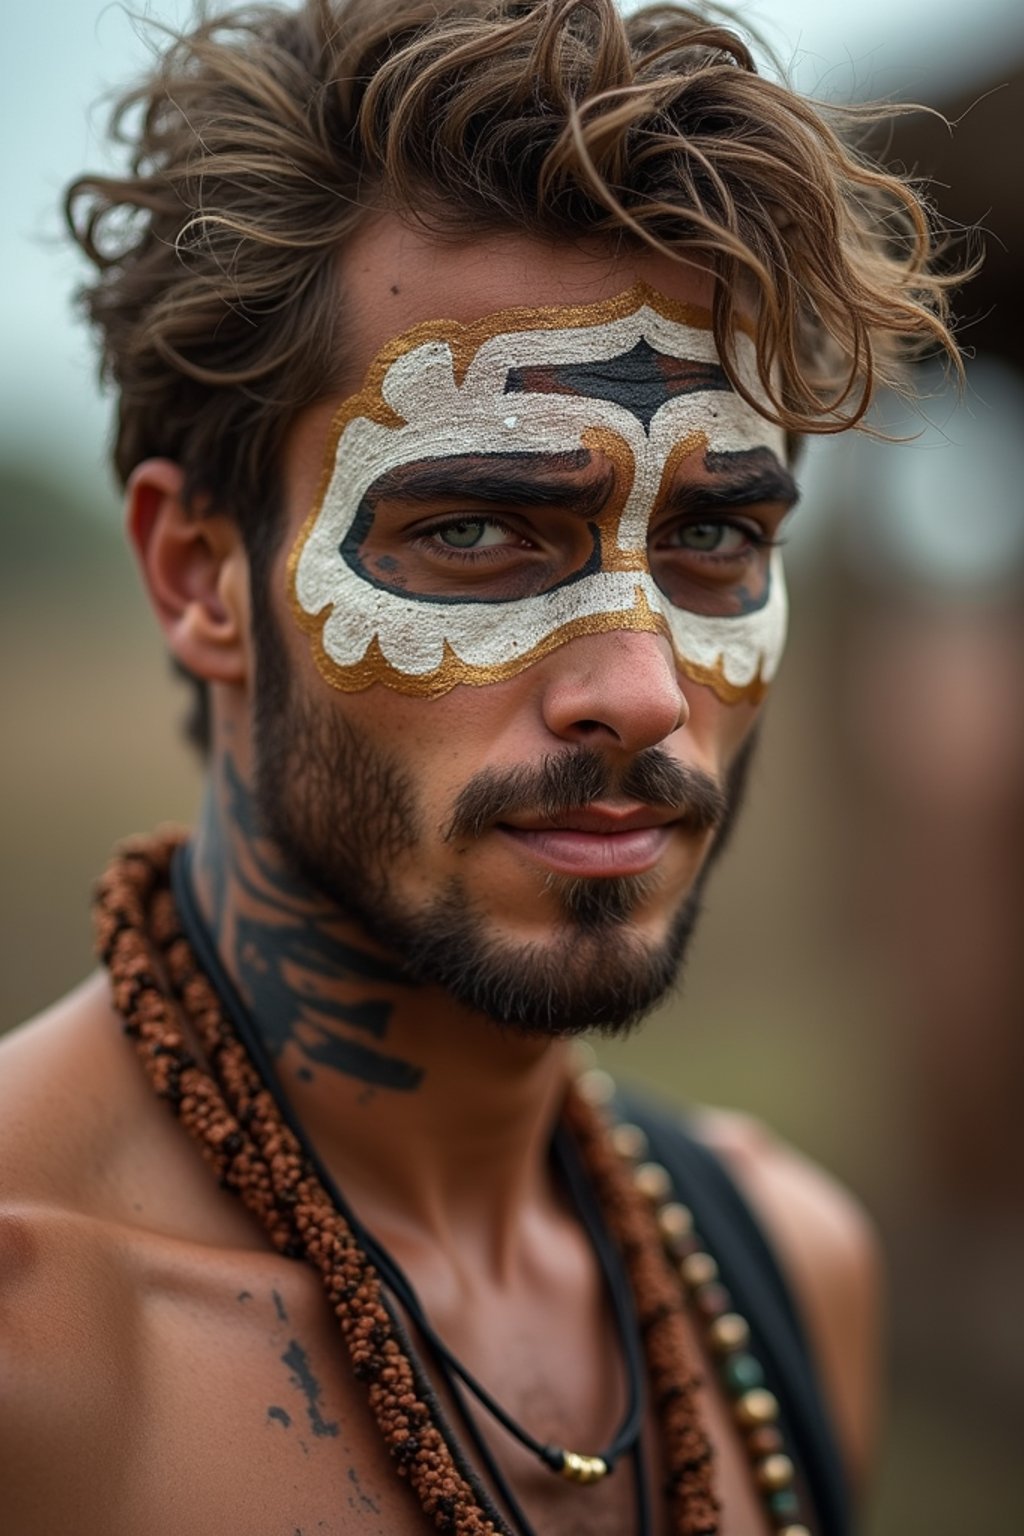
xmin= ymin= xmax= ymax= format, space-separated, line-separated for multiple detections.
xmin=443 ymin=747 xmax=727 ymax=842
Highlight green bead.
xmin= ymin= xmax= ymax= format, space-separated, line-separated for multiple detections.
xmin=721 ymin=1352 xmax=765 ymax=1396
xmin=767 ymin=1488 xmax=801 ymax=1522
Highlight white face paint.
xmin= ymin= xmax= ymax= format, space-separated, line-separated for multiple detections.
xmin=289 ymin=285 xmax=792 ymax=701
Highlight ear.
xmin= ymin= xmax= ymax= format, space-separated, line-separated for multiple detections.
xmin=125 ymin=459 xmax=250 ymax=686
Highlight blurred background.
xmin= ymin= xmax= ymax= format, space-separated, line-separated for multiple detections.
xmin=2 ymin=1 xmax=1022 ymax=1530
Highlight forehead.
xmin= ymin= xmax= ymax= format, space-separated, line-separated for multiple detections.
xmin=309 ymin=281 xmax=782 ymax=506
xmin=337 ymin=217 xmax=726 ymax=378
xmin=363 ymin=286 xmax=738 ymax=403
xmin=282 ymin=224 xmax=776 ymax=503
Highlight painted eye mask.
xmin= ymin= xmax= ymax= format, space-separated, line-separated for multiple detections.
xmin=289 ymin=285 xmax=795 ymax=702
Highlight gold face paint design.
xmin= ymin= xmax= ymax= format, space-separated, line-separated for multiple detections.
xmin=289 ymin=285 xmax=794 ymax=703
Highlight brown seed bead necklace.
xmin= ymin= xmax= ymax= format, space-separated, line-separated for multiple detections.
xmin=94 ymin=830 xmax=807 ymax=1536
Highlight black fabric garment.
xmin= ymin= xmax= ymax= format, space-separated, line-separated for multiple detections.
xmin=619 ymin=1088 xmax=853 ymax=1536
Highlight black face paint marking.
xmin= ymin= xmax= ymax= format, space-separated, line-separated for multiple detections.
xmin=505 ymin=339 xmax=731 ymax=433
xmin=281 ymin=1339 xmax=340 ymax=1439
xmin=267 ymin=1405 xmax=292 ymax=1429
xmin=237 ymin=1289 xmax=254 ymax=1303
xmin=272 ymin=1289 xmax=288 ymax=1323
xmin=732 ymin=584 xmax=763 ymax=616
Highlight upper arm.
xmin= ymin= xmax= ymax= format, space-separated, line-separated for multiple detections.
xmin=0 ymin=1204 xmax=143 ymax=1533
xmin=693 ymin=1107 xmax=885 ymax=1493
xmin=0 ymin=991 xmax=146 ymax=1529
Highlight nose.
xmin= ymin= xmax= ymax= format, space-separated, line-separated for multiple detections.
xmin=539 ymin=629 xmax=689 ymax=752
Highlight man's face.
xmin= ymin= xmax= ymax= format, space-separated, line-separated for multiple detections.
xmin=252 ymin=222 xmax=797 ymax=1033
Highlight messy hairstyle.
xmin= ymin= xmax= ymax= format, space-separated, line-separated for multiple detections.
xmin=66 ymin=0 xmax=964 ymax=747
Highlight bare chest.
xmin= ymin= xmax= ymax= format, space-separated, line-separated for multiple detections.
xmin=98 ymin=1248 xmax=776 ymax=1536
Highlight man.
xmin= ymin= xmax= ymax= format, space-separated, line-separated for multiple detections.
xmin=0 ymin=2 xmax=960 ymax=1532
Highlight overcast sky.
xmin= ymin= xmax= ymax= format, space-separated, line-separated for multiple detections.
xmin=3 ymin=0 xmax=1021 ymax=484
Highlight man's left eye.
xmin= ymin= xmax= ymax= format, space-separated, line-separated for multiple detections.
xmin=665 ymin=522 xmax=748 ymax=555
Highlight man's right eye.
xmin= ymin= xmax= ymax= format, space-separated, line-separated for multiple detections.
xmin=428 ymin=517 xmax=520 ymax=552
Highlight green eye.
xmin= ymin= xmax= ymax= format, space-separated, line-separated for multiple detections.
xmin=682 ymin=523 xmax=724 ymax=551
xmin=674 ymin=523 xmax=744 ymax=554
xmin=439 ymin=520 xmax=487 ymax=548
xmin=435 ymin=519 xmax=513 ymax=550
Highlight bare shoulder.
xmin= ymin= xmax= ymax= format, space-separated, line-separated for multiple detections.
xmin=0 ymin=981 xmax=304 ymax=1535
xmin=691 ymin=1105 xmax=884 ymax=1491
xmin=0 ymin=984 xmax=138 ymax=1529
xmin=0 ymin=1200 xmax=148 ymax=1533
xmin=0 ymin=989 xmax=449 ymax=1536
xmin=1 ymin=974 xmax=142 ymax=1204
xmin=0 ymin=972 xmax=237 ymax=1223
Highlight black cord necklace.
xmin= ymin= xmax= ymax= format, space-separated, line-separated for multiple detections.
xmin=170 ymin=847 xmax=650 ymax=1536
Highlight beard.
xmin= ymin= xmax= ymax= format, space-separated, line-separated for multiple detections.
xmin=251 ymin=596 xmax=756 ymax=1037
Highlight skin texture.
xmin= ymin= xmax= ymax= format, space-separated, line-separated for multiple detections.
xmin=0 ymin=222 xmax=882 ymax=1536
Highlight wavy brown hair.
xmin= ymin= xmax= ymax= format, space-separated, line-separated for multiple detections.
xmin=66 ymin=0 xmax=965 ymax=744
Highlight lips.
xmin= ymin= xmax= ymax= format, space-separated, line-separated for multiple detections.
xmin=496 ymin=803 xmax=681 ymax=876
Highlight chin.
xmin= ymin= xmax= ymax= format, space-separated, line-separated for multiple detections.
xmin=468 ymin=857 xmax=695 ymax=951
xmin=391 ymin=878 xmax=703 ymax=1037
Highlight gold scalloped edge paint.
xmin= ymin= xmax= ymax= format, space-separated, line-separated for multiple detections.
xmin=303 ymin=585 xmax=768 ymax=705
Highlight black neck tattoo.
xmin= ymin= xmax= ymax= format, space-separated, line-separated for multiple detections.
xmin=196 ymin=753 xmax=423 ymax=1095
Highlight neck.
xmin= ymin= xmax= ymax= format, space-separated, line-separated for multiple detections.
xmin=189 ymin=745 xmax=573 ymax=1263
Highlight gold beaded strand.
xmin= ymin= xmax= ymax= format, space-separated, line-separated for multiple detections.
xmin=601 ymin=1105 xmax=813 ymax=1536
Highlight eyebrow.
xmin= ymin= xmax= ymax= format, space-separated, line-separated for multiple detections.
xmin=662 ymin=449 xmax=800 ymax=516
xmin=367 ymin=452 xmax=614 ymax=520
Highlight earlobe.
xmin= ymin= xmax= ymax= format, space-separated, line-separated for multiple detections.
xmin=125 ymin=458 xmax=250 ymax=686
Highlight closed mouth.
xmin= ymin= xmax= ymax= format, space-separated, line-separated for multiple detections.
xmin=495 ymin=810 xmax=681 ymax=876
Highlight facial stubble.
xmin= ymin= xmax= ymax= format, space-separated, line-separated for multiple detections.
xmin=252 ymin=593 xmax=755 ymax=1035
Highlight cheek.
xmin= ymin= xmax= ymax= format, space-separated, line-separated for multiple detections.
xmin=274 ymin=513 xmax=532 ymax=754
xmin=339 ymin=687 xmax=511 ymax=797
xmin=269 ymin=546 xmax=323 ymax=683
xmin=684 ymin=684 xmax=762 ymax=764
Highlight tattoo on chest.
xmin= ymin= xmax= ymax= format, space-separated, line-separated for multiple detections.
xmin=281 ymin=1338 xmax=341 ymax=1440
xmin=201 ymin=754 xmax=423 ymax=1093
xmin=347 ymin=1467 xmax=381 ymax=1517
